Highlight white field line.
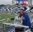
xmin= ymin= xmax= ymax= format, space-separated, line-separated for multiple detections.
xmin=0 ymin=16 xmax=13 ymax=21
xmin=0 ymin=19 xmax=8 ymax=23
xmin=0 ymin=19 xmax=6 ymax=21
xmin=2 ymin=19 xmax=6 ymax=20
xmin=0 ymin=18 xmax=11 ymax=22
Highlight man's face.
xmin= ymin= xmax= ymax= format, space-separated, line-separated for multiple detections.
xmin=20 ymin=10 xmax=24 ymax=15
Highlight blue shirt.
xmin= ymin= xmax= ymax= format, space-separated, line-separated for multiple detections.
xmin=22 ymin=12 xmax=31 ymax=27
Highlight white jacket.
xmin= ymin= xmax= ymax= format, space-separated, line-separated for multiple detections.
xmin=14 ymin=16 xmax=23 ymax=25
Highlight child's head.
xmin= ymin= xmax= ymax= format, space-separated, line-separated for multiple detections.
xmin=17 ymin=12 xmax=20 ymax=17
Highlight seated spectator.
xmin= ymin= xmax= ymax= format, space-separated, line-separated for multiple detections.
xmin=14 ymin=12 xmax=23 ymax=25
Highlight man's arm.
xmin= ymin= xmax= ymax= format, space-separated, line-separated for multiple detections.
xmin=26 ymin=14 xmax=31 ymax=27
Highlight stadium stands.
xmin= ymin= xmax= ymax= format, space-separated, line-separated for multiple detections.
xmin=0 ymin=4 xmax=31 ymax=13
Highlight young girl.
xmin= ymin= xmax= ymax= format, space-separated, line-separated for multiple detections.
xmin=14 ymin=12 xmax=23 ymax=25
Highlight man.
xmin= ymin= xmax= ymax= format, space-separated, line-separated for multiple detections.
xmin=20 ymin=8 xmax=31 ymax=27
xmin=20 ymin=9 xmax=33 ymax=32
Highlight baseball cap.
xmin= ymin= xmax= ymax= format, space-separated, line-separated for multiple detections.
xmin=20 ymin=7 xmax=25 ymax=11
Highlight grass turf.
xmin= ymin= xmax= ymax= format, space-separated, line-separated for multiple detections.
xmin=0 ymin=13 xmax=16 ymax=20
xmin=0 ymin=13 xmax=16 ymax=23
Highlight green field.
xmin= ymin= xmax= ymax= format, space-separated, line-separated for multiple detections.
xmin=0 ymin=12 xmax=18 ymax=23
xmin=0 ymin=13 xmax=16 ymax=20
